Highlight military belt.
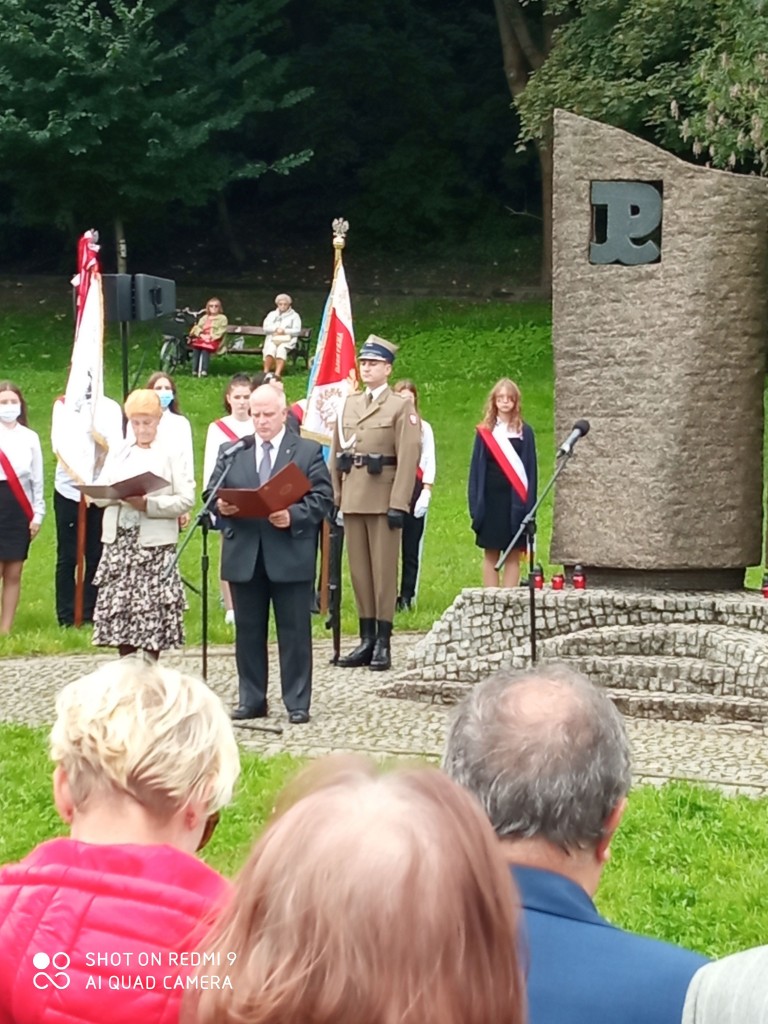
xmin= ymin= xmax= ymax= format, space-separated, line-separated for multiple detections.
xmin=351 ymin=454 xmax=397 ymax=468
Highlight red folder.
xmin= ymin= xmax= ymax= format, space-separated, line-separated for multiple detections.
xmin=218 ymin=462 xmax=311 ymax=518
xmin=78 ymin=472 xmax=170 ymax=500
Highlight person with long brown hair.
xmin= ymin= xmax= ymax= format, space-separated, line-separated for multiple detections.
xmin=189 ymin=296 xmax=228 ymax=378
xmin=139 ymin=371 xmax=195 ymax=475
xmin=0 ymin=380 xmax=44 ymax=633
xmin=184 ymin=757 xmax=525 ymax=1024
xmin=468 ymin=377 xmax=537 ymax=588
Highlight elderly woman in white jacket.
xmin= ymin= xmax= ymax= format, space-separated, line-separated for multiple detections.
xmin=92 ymin=389 xmax=195 ymax=660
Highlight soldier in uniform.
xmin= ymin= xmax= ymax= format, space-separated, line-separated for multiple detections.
xmin=331 ymin=335 xmax=421 ymax=670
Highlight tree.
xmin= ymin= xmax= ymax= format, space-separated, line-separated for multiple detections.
xmin=0 ymin=0 xmax=311 ymax=262
xmin=516 ymin=0 xmax=768 ymax=175
xmin=252 ymin=0 xmax=531 ymax=257
xmin=492 ymin=0 xmax=570 ymax=290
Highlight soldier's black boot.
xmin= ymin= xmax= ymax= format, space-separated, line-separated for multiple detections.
xmin=338 ymin=618 xmax=377 ymax=667
xmin=369 ymin=620 xmax=393 ymax=671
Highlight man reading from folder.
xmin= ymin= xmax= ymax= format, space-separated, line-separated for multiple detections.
xmin=208 ymin=385 xmax=332 ymax=724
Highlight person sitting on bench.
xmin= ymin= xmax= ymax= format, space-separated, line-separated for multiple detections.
xmin=262 ymin=293 xmax=302 ymax=379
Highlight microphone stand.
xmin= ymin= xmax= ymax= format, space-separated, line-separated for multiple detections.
xmin=495 ymin=449 xmax=578 ymax=665
xmin=166 ymin=460 xmax=234 ymax=681
xmin=165 ymin=454 xmax=285 ymax=736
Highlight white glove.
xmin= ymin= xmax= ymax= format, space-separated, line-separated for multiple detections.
xmin=413 ymin=489 xmax=431 ymax=519
xmin=336 ymin=509 xmax=344 ymax=526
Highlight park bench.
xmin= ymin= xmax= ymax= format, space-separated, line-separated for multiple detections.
xmin=223 ymin=324 xmax=313 ymax=369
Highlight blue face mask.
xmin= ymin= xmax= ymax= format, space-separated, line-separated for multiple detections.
xmin=157 ymin=390 xmax=174 ymax=410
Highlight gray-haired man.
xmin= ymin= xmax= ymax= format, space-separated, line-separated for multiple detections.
xmin=442 ymin=664 xmax=706 ymax=1024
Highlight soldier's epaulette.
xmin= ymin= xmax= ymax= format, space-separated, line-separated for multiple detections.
xmin=391 ymin=391 xmax=409 ymax=400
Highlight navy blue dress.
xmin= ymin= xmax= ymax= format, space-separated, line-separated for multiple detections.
xmin=476 ymin=435 xmax=526 ymax=550
xmin=468 ymin=423 xmax=537 ymax=552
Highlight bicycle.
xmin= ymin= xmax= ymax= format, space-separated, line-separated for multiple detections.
xmin=158 ymin=307 xmax=202 ymax=374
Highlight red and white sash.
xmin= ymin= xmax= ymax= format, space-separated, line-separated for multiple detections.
xmin=477 ymin=424 xmax=528 ymax=503
xmin=214 ymin=418 xmax=239 ymax=443
xmin=0 ymin=447 xmax=33 ymax=522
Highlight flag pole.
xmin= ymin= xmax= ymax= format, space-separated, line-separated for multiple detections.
xmin=74 ymin=498 xmax=87 ymax=626
xmin=318 ymin=219 xmax=349 ymax=617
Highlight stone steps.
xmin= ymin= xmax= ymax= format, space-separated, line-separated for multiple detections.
xmin=608 ymin=686 xmax=768 ymax=727
xmin=536 ymin=622 xmax=768 ymax=662
xmin=392 ymin=589 xmax=768 ymax=725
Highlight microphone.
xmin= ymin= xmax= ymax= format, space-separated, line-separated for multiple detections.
xmin=557 ymin=419 xmax=590 ymax=458
xmin=223 ymin=434 xmax=256 ymax=458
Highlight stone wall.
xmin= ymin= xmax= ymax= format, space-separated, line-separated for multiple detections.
xmin=550 ymin=110 xmax=768 ymax=573
xmin=383 ymin=588 xmax=768 ymax=729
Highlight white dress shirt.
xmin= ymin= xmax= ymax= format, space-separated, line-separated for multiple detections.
xmin=203 ymin=414 xmax=254 ymax=489
xmin=0 ymin=422 xmax=45 ymax=524
xmin=419 ymin=419 xmax=436 ymax=486
xmin=256 ymin=427 xmax=286 ymax=478
xmin=52 ymin=396 xmax=124 ymax=501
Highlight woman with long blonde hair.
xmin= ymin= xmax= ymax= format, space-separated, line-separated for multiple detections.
xmin=468 ymin=377 xmax=537 ymax=587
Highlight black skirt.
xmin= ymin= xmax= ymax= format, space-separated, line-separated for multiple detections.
xmin=0 ymin=481 xmax=31 ymax=561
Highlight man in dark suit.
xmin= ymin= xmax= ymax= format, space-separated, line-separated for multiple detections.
xmin=209 ymin=385 xmax=332 ymax=724
xmin=442 ymin=664 xmax=707 ymax=1024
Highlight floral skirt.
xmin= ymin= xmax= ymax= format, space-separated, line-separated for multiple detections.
xmin=93 ymin=526 xmax=185 ymax=651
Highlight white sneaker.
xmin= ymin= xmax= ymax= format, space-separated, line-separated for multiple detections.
xmin=224 ymin=610 xmax=236 ymax=626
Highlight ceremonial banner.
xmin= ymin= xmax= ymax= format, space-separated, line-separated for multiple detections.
xmin=52 ymin=230 xmax=110 ymax=483
xmin=302 ymin=260 xmax=357 ymax=445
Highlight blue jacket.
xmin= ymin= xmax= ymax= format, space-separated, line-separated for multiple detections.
xmin=513 ymin=865 xmax=708 ymax=1024
xmin=467 ymin=423 xmax=537 ymax=534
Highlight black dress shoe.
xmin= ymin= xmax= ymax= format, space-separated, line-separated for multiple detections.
xmin=231 ymin=704 xmax=268 ymax=721
xmin=337 ymin=638 xmax=376 ymax=667
xmin=288 ymin=710 xmax=310 ymax=724
xmin=369 ymin=639 xmax=391 ymax=671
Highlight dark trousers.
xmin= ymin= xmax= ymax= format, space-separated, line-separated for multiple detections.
xmin=192 ymin=348 xmax=211 ymax=374
xmin=399 ymin=511 xmax=426 ymax=602
xmin=54 ymin=490 xmax=104 ymax=626
xmin=230 ymin=548 xmax=313 ymax=713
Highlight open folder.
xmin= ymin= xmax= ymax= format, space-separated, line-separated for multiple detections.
xmin=218 ymin=462 xmax=312 ymax=518
xmin=77 ymin=472 xmax=170 ymax=500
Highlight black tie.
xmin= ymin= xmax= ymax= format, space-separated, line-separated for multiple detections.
xmin=366 ymin=391 xmax=373 ymax=407
xmin=259 ymin=441 xmax=273 ymax=485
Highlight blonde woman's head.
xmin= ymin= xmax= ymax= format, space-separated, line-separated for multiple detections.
xmin=50 ymin=659 xmax=240 ymax=821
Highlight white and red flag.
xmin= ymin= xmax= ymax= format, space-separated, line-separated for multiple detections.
xmin=52 ymin=230 xmax=111 ymax=483
xmin=302 ymin=259 xmax=357 ymax=445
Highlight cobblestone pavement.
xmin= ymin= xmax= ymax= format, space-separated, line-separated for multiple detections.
xmin=1 ymin=634 xmax=767 ymax=795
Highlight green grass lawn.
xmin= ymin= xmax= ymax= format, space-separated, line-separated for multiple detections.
xmin=1 ymin=723 xmax=767 ymax=958
xmin=0 ymin=283 xmax=556 ymax=654
xmin=1 ymin=280 xmax=764 ymax=654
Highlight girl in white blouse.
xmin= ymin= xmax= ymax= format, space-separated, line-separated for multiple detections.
xmin=126 ymin=372 xmax=195 ymax=475
xmin=0 ymin=381 xmax=45 ymax=633
xmin=203 ymin=373 xmax=254 ymax=625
